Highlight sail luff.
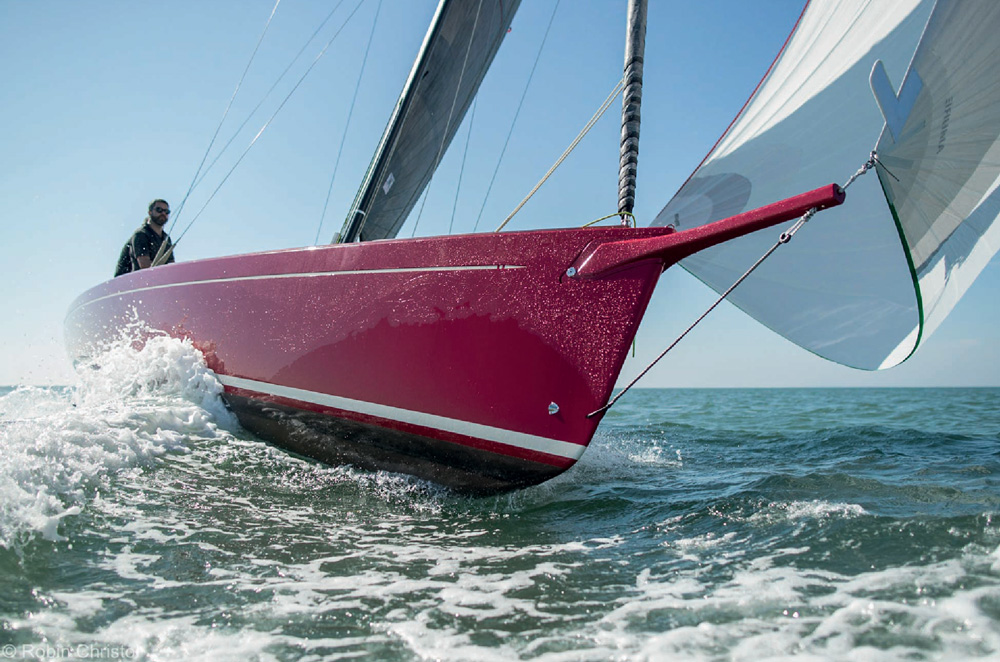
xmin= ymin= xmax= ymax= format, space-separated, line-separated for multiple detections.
xmin=339 ymin=0 xmax=520 ymax=244
xmin=618 ymin=0 xmax=647 ymax=217
xmin=339 ymin=0 xmax=451 ymax=243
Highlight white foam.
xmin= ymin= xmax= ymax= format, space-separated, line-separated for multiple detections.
xmin=0 ymin=334 xmax=236 ymax=551
xmin=12 ymin=607 xmax=280 ymax=662
xmin=14 ymin=496 xmax=1000 ymax=661
xmin=593 ymin=548 xmax=1000 ymax=661
xmin=744 ymin=500 xmax=868 ymax=527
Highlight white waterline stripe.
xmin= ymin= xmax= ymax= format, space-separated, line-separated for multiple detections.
xmin=218 ymin=374 xmax=586 ymax=461
xmin=74 ymin=265 xmax=524 ymax=310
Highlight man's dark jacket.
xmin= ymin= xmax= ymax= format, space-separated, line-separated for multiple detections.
xmin=114 ymin=222 xmax=174 ymax=277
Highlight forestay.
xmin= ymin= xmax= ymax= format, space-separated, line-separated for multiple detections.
xmin=340 ymin=0 xmax=521 ymax=243
xmin=653 ymin=0 xmax=1000 ymax=370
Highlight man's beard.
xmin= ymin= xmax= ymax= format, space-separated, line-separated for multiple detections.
xmin=150 ymin=216 xmax=166 ymax=227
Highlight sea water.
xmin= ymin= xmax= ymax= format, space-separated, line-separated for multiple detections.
xmin=1 ymin=337 xmax=999 ymax=661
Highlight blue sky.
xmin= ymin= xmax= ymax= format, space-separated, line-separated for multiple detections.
xmin=1 ymin=0 xmax=997 ymax=387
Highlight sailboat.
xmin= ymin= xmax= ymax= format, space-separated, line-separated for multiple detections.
xmin=64 ymin=0 xmax=1000 ymax=495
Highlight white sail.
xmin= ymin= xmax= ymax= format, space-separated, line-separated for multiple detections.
xmin=874 ymin=0 xmax=1000 ymax=364
xmin=653 ymin=0 xmax=1000 ymax=370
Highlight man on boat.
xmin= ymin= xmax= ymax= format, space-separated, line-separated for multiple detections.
xmin=114 ymin=199 xmax=176 ymax=276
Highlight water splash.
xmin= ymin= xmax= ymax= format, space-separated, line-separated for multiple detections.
xmin=0 ymin=333 xmax=235 ymax=552
xmin=2 ymin=377 xmax=998 ymax=659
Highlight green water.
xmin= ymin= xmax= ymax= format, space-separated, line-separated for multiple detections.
xmin=2 ymin=341 xmax=999 ymax=660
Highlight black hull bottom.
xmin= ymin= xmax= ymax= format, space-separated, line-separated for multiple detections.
xmin=223 ymin=394 xmax=568 ymax=496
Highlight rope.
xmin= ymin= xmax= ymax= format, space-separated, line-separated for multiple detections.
xmin=315 ymin=0 xmax=382 ymax=245
xmin=843 ymin=151 xmax=878 ymax=190
xmin=410 ymin=187 xmax=430 ymax=238
xmin=583 ymin=211 xmax=635 ymax=228
xmin=587 ymin=155 xmax=878 ymax=419
xmin=473 ymin=0 xmax=561 ymax=232
xmin=449 ymin=96 xmax=478 ymax=234
xmin=169 ymin=0 xmax=282 ymax=235
xmin=155 ymin=0 xmax=368 ymax=265
xmin=494 ymin=76 xmax=625 ymax=233
xmin=196 ymin=0 xmax=350 ymax=197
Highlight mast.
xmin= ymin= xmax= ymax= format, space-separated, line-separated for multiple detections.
xmin=618 ymin=0 xmax=647 ymax=220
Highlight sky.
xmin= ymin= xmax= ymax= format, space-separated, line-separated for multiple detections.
xmin=0 ymin=0 xmax=997 ymax=388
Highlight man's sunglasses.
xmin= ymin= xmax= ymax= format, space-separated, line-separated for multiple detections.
xmin=154 ymin=207 xmax=170 ymax=214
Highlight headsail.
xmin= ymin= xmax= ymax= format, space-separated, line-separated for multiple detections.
xmin=340 ymin=0 xmax=521 ymax=243
xmin=653 ymin=0 xmax=1000 ymax=370
xmin=874 ymin=1 xmax=1000 ymax=362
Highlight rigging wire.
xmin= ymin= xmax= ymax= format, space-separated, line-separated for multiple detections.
xmin=155 ymin=0 xmax=369 ymax=265
xmin=588 ymin=154 xmax=879 ymax=418
xmin=410 ymin=187 xmax=430 ymax=238
xmin=315 ymin=0 xmax=384 ymax=245
xmin=194 ymin=0 xmax=351 ymax=195
xmin=494 ymin=76 xmax=624 ymax=232
xmin=449 ymin=96 xmax=478 ymax=234
xmin=583 ymin=211 xmax=635 ymax=228
xmin=409 ymin=0 xmax=486 ymax=239
xmin=473 ymin=0 xmax=561 ymax=232
xmin=168 ymin=0 xmax=282 ymax=237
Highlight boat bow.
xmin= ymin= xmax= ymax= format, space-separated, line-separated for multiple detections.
xmin=573 ymin=184 xmax=845 ymax=278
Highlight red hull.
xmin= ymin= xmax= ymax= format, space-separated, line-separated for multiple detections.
xmin=65 ymin=227 xmax=670 ymax=494
xmin=65 ymin=186 xmax=844 ymax=494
